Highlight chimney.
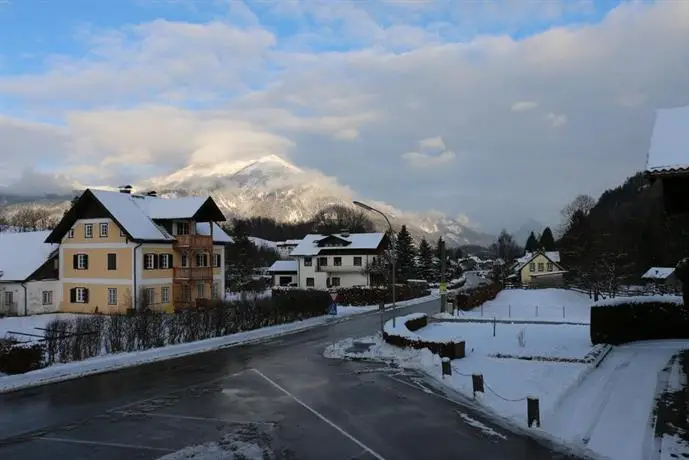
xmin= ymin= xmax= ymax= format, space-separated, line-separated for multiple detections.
xmin=119 ymin=185 xmax=133 ymax=194
xmin=340 ymin=228 xmax=350 ymax=238
xmin=146 ymin=190 xmax=157 ymax=197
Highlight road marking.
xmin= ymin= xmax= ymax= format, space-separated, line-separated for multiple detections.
xmin=113 ymin=410 xmax=276 ymax=425
xmin=251 ymin=368 xmax=386 ymax=460
xmin=38 ymin=437 xmax=175 ymax=452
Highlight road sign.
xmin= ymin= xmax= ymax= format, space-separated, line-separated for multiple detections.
xmin=328 ymin=302 xmax=338 ymax=315
xmin=330 ymin=292 xmax=338 ymax=302
xmin=439 ymin=282 xmax=447 ymax=294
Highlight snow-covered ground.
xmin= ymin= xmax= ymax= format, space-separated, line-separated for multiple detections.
xmin=0 ymin=294 xmax=436 ymax=393
xmin=224 ymin=289 xmax=272 ymax=303
xmin=0 ymin=313 xmax=85 ymax=341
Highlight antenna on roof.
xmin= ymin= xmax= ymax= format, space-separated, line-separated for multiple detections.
xmin=118 ymin=185 xmax=133 ymax=194
xmin=145 ymin=190 xmax=157 ymax=197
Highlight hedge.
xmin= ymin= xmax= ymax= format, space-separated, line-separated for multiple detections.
xmin=0 ymin=289 xmax=332 ymax=375
xmin=454 ymin=283 xmax=501 ymax=311
xmin=590 ymin=299 xmax=689 ymax=345
xmin=333 ymin=284 xmax=431 ymax=306
xmin=382 ymin=313 xmax=466 ymax=360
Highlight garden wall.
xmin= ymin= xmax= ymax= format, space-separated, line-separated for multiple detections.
xmin=453 ymin=283 xmax=501 ymax=311
xmin=382 ymin=313 xmax=466 ymax=360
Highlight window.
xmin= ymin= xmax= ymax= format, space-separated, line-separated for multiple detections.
xmin=107 ymin=253 xmax=117 ymax=270
xmin=304 ymin=257 xmax=312 ymax=267
xmin=196 ymin=282 xmax=205 ymax=298
xmin=279 ymin=276 xmax=292 ymax=286
xmin=144 ymin=253 xmax=156 ymax=270
xmin=159 ymin=253 xmax=172 ymax=269
xmin=306 ymin=277 xmax=315 ymax=287
xmin=195 ymin=253 xmax=209 ymax=267
xmin=353 ymin=257 xmax=362 ymax=266
xmin=161 ymin=286 xmax=170 ymax=304
xmin=334 ymin=257 xmax=342 ymax=266
xmin=120 ymin=228 xmax=127 ymax=238
xmin=99 ymin=223 xmax=108 ymax=238
xmin=181 ymin=254 xmax=189 ymax=267
xmin=331 ymin=277 xmax=341 ymax=287
xmin=182 ymin=285 xmax=192 ymax=302
xmin=42 ymin=291 xmax=53 ymax=306
xmin=84 ymin=223 xmax=93 ymax=238
xmin=213 ymin=253 xmax=222 ymax=268
xmin=144 ymin=288 xmax=155 ymax=306
xmin=529 ymin=262 xmax=536 ymax=272
xmin=73 ymin=253 xmax=88 ymax=270
xmin=176 ymin=221 xmax=190 ymax=235
xmin=68 ymin=228 xmax=74 ymax=239
xmin=4 ymin=291 xmax=14 ymax=305
xmin=70 ymin=287 xmax=88 ymax=303
xmin=107 ymin=288 xmax=117 ymax=306
xmin=211 ymin=283 xmax=219 ymax=299
xmin=537 ymin=263 xmax=544 ymax=272
xmin=547 ymin=262 xmax=554 ymax=272
xmin=318 ymin=257 xmax=328 ymax=267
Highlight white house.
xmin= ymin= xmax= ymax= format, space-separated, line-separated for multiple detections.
xmin=275 ymin=240 xmax=301 ymax=259
xmin=289 ymin=232 xmax=387 ymax=289
xmin=267 ymin=260 xmax=298 ymax=287
xmin=0 ymin=230 xmax=61 ymax=316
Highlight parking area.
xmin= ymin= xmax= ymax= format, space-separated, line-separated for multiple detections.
xmin=0 ymin=369 xmax=377 ymax=460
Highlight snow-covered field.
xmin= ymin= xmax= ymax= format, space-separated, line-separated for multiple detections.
xmin=0 ymin=294 xmax=435 ymax=393
xmin=0 ymin=313 xmax=85 ymax=340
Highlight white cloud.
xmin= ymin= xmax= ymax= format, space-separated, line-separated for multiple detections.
xmin=1 ymin=0 xmax=689 ymax=230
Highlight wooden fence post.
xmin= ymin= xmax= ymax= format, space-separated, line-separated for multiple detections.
xmin=527 ymin=397 xmax=540 ymax=428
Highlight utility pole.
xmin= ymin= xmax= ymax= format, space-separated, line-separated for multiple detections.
xmin=440 ymin=239 xmax=447 ymax=313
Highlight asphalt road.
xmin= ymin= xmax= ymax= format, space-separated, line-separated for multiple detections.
xmin=0 ymin=299 xmax=584 ymax=460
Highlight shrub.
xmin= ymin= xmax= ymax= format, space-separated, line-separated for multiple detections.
xmin=0 ymin=339 xmax=44 ymax=375
xmin=591 ymin=300 xmax=689 ymax=345
xmin=333 ymin=284 xmax=431 ymax=306
xmin=454 ymin=284 xmax=501 ymax=311
xmin=382 ymin=313 xmax=466 ymax=360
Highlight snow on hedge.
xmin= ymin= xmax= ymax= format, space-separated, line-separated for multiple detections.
xmin=594 ymin=295 xmax=683 ymax=307
xmin=382 ymin=312 xmax=427 ymax=340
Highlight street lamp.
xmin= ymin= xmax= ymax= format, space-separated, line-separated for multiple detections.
xmin=353 ymin=200 xmax=397 ymax=328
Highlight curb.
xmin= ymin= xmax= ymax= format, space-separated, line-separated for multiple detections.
xmin=0 ymin=295 xmax=439 ymax=394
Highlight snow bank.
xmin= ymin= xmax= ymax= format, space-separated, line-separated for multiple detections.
xmin=0 ymin=313 xmax=87 ymax=341
xmin=382 ymin=312 xmax=427 ymax=340
xmin=594 ymin=295 xmax=683 ymax=307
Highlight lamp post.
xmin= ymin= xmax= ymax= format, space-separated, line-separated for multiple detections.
xmin=353 ymin=200 xmax=397 ymax=328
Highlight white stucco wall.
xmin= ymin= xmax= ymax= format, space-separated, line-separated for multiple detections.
xmin=0 ymin=280 xmax=61 ymax=316
xmin=296 ymin=254 xmax=375 ymax=289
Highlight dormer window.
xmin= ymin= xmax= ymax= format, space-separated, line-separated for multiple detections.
xmin=175 ymin=221 xmax=190 ymax=235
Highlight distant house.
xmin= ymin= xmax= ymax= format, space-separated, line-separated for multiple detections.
xmin=513 ymin=250 xmax=566 ymax=287
xmin=641 ymin=267 xmax=680 ymax=293
xmin=0 ymin=231 xmax=60 ymax=316
xmin=289 ymin=232 xmax=388 ymax=290
xmin=267 ymin=260 xmax=298 ymax=287
xmin=275 ymin=240 xmax=301 ymax=259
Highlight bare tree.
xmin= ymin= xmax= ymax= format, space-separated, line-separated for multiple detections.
xmin=560 ymin=194 xmax=596 ymax=233
xmin=311 ymin=204 xmax=376 ymax=234
xmin=8 ymin=206 xmax=58 ymax=231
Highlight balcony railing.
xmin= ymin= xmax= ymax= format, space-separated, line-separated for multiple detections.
xmin=173 ymin=266 xmax=213 ymax=281
xmin=173 ymin=234 xmax=213 ymax=250
xmin=316 ymin=264 xmax=363 ymax=273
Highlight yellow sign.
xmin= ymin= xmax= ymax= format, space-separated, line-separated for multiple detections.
xmin=439 ymin=282 xmax=447 ymax=293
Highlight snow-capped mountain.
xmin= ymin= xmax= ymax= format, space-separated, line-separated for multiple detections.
xmin=0 ymin=155 xmax=495 ymax=246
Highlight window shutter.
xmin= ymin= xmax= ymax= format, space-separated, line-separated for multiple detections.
xmin=72 ymin=254 xmax=78 ymax=269
xmin=83 ymin=254 xmax=89 ymax=269
xmin=83 ymin=289 xmax=89 ymax=303
xmin=69 ymin=288 xmax=76 ymax=303
xmin=168 ymin=254 xmax=174 ymax=268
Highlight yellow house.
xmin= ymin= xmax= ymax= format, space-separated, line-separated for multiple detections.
xmin=44 ymin=187 xmax=230 ymax=314
xmin=513 ymin=250 xmax=566 ymax=287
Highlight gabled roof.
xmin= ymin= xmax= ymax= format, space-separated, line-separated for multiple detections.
xmin=646 ymin=106 xmax=689 ymax=175
xmin=46 ymin=189 xmax=226 ymax=243
xmin=0 ymin=231 xmax=58 ymax=281
xmin=641 ymin=267 xmax=675 ymax=280
xmin=515 ymin=250 xmax=564 ymax=272
xmin=268 ymin=260 xmax=298 ymax=272
xmin=291 ymin=232 xmax=386 ymax=256
xmin=195 ymin=222 xmax=233 ymax=244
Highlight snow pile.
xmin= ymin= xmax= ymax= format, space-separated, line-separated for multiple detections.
xmin=594 ymin=295 xmax=683 ymax=307
xmin=158 ymin=424 xmax=274 ymax=460
xmin=0 ymin=313 xmax=85 ymax=341
xmin=382 ymin=312 xmax=427 ymax=340
xmin=223 ymin=290 xmax=272 ymax=302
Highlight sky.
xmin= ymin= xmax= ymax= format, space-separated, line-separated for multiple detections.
xmin=1 ymin=0 xmax=688 ymax=233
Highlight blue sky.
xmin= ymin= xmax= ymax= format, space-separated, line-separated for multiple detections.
xmin=0 ymin=0 xmax=687 ymax=232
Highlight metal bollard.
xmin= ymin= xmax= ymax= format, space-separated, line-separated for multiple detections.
xmin=527 ymin=396 xmax=540 ymax=428
xmin=442 ymin=358 xmax=452 ymax=377
xmin=472 ymin=373 xmax=484 ymax=397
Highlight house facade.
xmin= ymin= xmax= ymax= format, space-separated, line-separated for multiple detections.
xmin=641 ymin=267 xmax=681 ymax=293
xmin=288 ymin=232 xmax=387 ymax=290
xmin=267 ymin=260 xmax=298 ymax=287
xmin=45 ymin=187 xmax=230 ymax=314
xmin=0 ymin=230 xmax=61 ymax=316
xmin=514 ymin=250 xmax=566 ymax=287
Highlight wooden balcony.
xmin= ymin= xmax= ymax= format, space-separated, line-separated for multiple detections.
xmin=173 ymin=266 xmax=213 ymax=281
xmin=173 ymin=234 xmax=213 ymax=250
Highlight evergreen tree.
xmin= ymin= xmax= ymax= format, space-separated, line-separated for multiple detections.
xmin=418 ymin=238 xmax=435 ymax=281
xmin=226 ymin=221 xmax=257 ymax=288
xmin=539 ymin=227 xmax=556 ymax=251
xmin=525 ymin=232 xmax=539 ymax=252
xmin=394 ymin=225 xmax=417 ymax=281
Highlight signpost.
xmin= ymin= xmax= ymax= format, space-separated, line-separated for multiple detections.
xmin=328 ymin=292 xmax=338 ymax=316
xmin=440 ymin=239 xmax=447 ymax=313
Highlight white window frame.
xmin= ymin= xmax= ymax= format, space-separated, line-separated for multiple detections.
xmin=161 ymin=286 xmax=170 ymax=304
xmin=196 ymin=282 xmax=204 ymax=298
xmin=547 ymin=262 xmax=554 ymax=272
xmin=195 ymin=253 xmax=208 ymax=267
xmin=214 ymin=253 xmax=221 ymax=268
xmin=144 ymin=253 xmax=156 ymax=270
xmin=181 ymin=254 xmax=189 ymax=267
xmin=99 ymin=222 xmax=108 ymax=238
xmin=84 ymin=223 xmax=93 ymax=239
xmin=41 ymin=291 xmax=53 ymax=305
xmin=4 ymin=291 xmax=14 ymax=305
xmin=529 ymin=262 xmax=536 ymax=272
xmin=144 ymin=288 xmax=155 ymax=306
xmin=68 ymin=228 xmax=74 ymax=239
xmin=537 ymin=262 xmax=544 ymax=272
xmin=75 ymin=287 xmax=87 ymax=303
xmin=77 ymin=253 xmax=88 ymax=270
xmin=107 ymin=288 xmax=117 ymax=306
xmin=160 ymin=254 xmax=171 ymax=269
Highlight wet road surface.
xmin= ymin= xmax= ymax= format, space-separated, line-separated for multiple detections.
xmin=0 ymin=300 xmax=586 ymax=459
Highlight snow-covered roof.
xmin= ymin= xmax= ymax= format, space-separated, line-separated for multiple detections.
xmin=251 ymin=237 xmax=277 ymax=249
xmin=290 ymin=232 xmax=386 ymax=256
xmin=268 ymin=260 xmax=298 ymax=272
xmin=136 ymin=195 xmax=209 ymax=219
xmin=515 ymin=251 xmax=562 ymax=271
xmin=0 ymin=231 xmax=57 ymax=281
xmin=641 ymin=267 xmax=675 ymax=280
xmin=277 ymin=240 xmax=302 ymax=246
xmin=195 ymin=222 xmax=232 ymax=244
xmin=647 ymin=106 xmax=689 ymax=173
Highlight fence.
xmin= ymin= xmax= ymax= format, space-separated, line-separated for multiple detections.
xmin=455 ymin=304 xmax=588 ymax=322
